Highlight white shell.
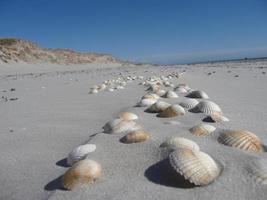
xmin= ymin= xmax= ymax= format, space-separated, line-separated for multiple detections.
xmin=119 ymin=112 xmax=138 ymax=121
xmin=137 ymin=98 xmax=157 ymax=107
xmin=165 ymin=91 xmax=179 ymax=98
xmin=103 ymin=118 xmax=142 ymax=134
xmin=247 ymin=158 xmax=267 ymax=185
xmin=189 ymin=124 xmax=216 ymax=136
xmin=146 ymin=101 xmax=171 ymax=113
xmin=169 ymin=148 xmax=221 ymax=186
xmin=158 ymin=104 xmax=185 ymax=118
xmin=186 ymin=90 xmax=209 ymax=99
xmin=155 ymin=89 xmax=166 ymax=96
xmin=179 ymin=99 xmax=199 ymax=109
xmin=160 ymin=137 xmax=200 ymax=151
xmin=142 ymin=93 xmax=160 ymax=100
xmin=67 ymin=144 xmax=96 ymax=166
xmin=192 ymin=100 xmax=222 ymax=114
xmin=174 ymin=87 xmax=188 ymax=93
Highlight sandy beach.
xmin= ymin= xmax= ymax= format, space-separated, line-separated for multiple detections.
xmin=0 ymin=60 xmax=266 ymax=200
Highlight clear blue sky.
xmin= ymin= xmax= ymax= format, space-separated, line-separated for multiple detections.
xmin=1 ymin=0 xmax=267 ymax=64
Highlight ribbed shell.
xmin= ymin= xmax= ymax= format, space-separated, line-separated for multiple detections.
xmin=103 ymin=118 xmax=141 ymax=134
xmin=62 ymin=159 xmax=102 ymax=190
xmin=203 ymin=112 xmax=229 ymax=123
xmin=169 ymin=148 xmax=221 ymax=185
xmin=146 ymin=101 xmax=171 ymax=113
xmin=179 ymin=99 xmax=199 ymax=109
xmin=67 ymin=144 xmax=97 ymax=166
xmin=120 ymin=130 xmax=150 ymax=144
xmin=119 ymin=112 xmax=138 ymax=121
xmin=160 ymin=137 xmax=200 ymax=151
xmin=193 ymin=100 xmax=222 ymax=114
xmin=247 ymin=159 xmax=267 ymax=185
xmin=218 ymin=130 xmax=264 ymax=153
xmin=157 ymin=105 xmax=185 ymax=118
xmin=165 ymin=91 xmax=179 ymax=98
xmin=189 ymin=124 xmax=216 ymax=136
xmin=137 ymin=98 xmax=157 ymax=107
xmin=186 ymin=90 xmax=209 ymax=99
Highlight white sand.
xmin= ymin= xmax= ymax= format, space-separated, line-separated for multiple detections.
xmin=0 ymin=60 xmax=267 ymax=200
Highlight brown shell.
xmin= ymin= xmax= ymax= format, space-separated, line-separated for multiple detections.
xmin=157 ymin=105 xmax=185 ymax=118
xmin=189 ymin=124 xmax=216 ymax=136
xmin=120 ymin=130 xmax=150 ymax=144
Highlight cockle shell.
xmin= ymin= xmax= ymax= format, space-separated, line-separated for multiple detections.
xmin=103 ymin=118 xmax=141 ymax=134
xmin=160 ymin=137 xmax=200 ymax=151
xmin=119 ymin=112 xmax=138 ymax=121
xmin=164 ymin=91 xmax=179 ymax=98
xmin=186 ymin=90 xmax=209 ymax=99
xmin=217 ymin=130 xmax=264 ymax=153
xmin=157 ymin=105 xmax=185 ymax=118
xmin=192 ymin=100 xmax=222 ymax=114
xmin=169 ymin=148 xmax=221 ymax=186
xmin=155 ymin=89 xmax=166 ymax=96
xmin=67 ymin=144 xmax=97 ymax=166
xmin=146 ymin=101 xmax=171 ymax=113
xmin=62 ymin=159 xmax=102 ymax=190
xmin=179 ymin=99 xmax=199 ymax=109
xmin=174 ymin=87 xmax=188 ymax=93
xmin=137 ymin=98 xmax=157 ymax=107
xmin=247 ymin=158 xmax=267 ymax=185
xmin=142 ymin=93 xmax=160 ymax=100
xmin=120 ymin=130 xmax=150 ymax=143
xmin=203 ymin=112 xmax=229 ymax=123
xmin=189 ymin=124 xmax=216 ymax=136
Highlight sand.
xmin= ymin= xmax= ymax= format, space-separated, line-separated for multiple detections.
xmin=0 ymin=60 xmax=267 ymax=200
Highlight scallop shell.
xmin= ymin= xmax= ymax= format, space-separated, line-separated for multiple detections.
xmin=137 ymin=98 xmax=157 ymax=107
xmin=165 ymin=91 xmax=179 ymax=98
xmin=217 ymin=130 xmax=264 ymax=153
xmin=203 ymin=112 xmax=229 ymax=123
xmin=179 ymin=99 xmax=199 ymax=109
xmin=146 ymin=101 xmax=171 ymax=113
xmin=192 ymin=100 xmax=222 ymax=114
xmin=142 ymin=93 xmax=160 ymax=100
xmin=119 ymin=112 xmax=138 ymax=121
xmin=103 ymin=118 xmax=142 ymax=134
xmin=189 ymin=124 xmax=216 ymax=136
xmin=160 ymin=137 xmax=200 ymax=151
xmin=157 ymin=105 xmax=185 ymax=118
xmin=155 ymin=89 xmax=166 ymax=96
xmin=120 ymin=130 xmax=150 ymax=143
xmin=67 ymin=144 xmax=96 ymax=166
xmin=247 ymin=158 xmax=267 ymax=185
xmin=186 ymin=90 xmax=209 ymax=99
xmin=169 ymin=148 xmax=221 ymax=185
xmin=62 ymin=159 xmax=102 ymax=190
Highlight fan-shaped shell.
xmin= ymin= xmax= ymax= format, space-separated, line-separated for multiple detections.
xmin=189 ymin=124 xmax=216 ymax=136
xmin=169 ymin=148 xmax=221 ymax=185
xmin=247 ymin=158 xmax=267 ymax=185
xmin=142 ymin=93 xmax=160 ymax=100
xmin=174 ymin=87 xmax=188 ymax=93
xmin=137 ymin=98 xmax=157 ymax=107
xmin=62 ymin=159 xmax=102 ymax=190
xmin=217 ymin=130 xmax=264 ymax=153
xmin=120 ymin=130 xmax=150 ymax=143
xmin=67 ymin=144 xmax=97 ymax=166
xmin=165 ymin=91 xmax=179 ymax=98
xmin=179 ymin=99 xmax=199 ymax=109
xmin=160 ymin=137 xmax=200 ymax=151
xmin=157 ymin=105 xmax=185 ymax=118
xmin=203 ymin=112 xmax=229 ymax=123
xmin=186 ymin=90 xmax=209 ymax=99
xmin=119 ymin=112 xmax=138 ymax=121
xmin=192 ymin=100 xmax=222 ymax=114
xmin=146 ymin=101 xmax=171 ymax=113
xmin=103 ymin=118 xmax=142 ymax=134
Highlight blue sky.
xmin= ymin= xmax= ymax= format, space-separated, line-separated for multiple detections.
xmin=0 ymin=0 xmax=267 ymax=64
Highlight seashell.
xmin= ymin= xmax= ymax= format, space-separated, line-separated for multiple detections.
xmin=189 ymin=124 xmax=216 ymax=136
xmin=155 ymin=89 xmax=166 ymax=96
xmin=142 ymin=93 xmax=160 ymax=100
xmin=120 ymin=130 xmax=150 ymax=143
xmin=160 ymin=137 xmax=200 ymax=151
xmin=164 ymin=91 xmax=179 ymax=98
xmin=157 ymin=105 xmax=185 ymax=118
xmin=247 ymin=158 xmax=267 ymax=185
xmin=191 ymin=100 xmax=222 ymax=114
xmin=103 ymin=118 xmax=142 ymax=134
xmin=119 ymin=112 xmax=138 ymax=121
xmin=203 ymin=112 xmax=229 ymax=123
xmin=137 ymin=98 xmax=157 ymax=107
xmin=174 ymin=87 xmax=188 ymax=93
xmin=62 ymin=159 xmax=102 ymax=190
xmin=217 ymin=130 xmax=264 ymax=153
xmin=67 ymin=144 xmax=97 ymax=166
xmin=177 ymin=84 xmax=191 ymax=91
xmin=179 ymin=99 xmax=199 ymax=109
xmin=90 ymin=89 xmax=98 ymax=94
xmin=146 ymin=101 xmax=171 ymax=113
xmin=99 ymin=84 xmax=106 ymax=91
xmin=169 ymin=148 xmax=221 ymax=186
xmin=147 ymin=84 xmax=160 ymax=92
xmin=186 ymin=90 xmax=209 ymax=99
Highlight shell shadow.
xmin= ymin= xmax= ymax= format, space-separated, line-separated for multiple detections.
xmin=56 ymin=158 xmax=69 ymax=168
xmin=188 ymin=107 xmax=200 ymax=113
xmin=144 ymin=158 xmax=196 ymax=189
xmin=44 ymin=175 xmax=67 ymax=191
xmin=202 ymin=116 xmax=215 ymax=123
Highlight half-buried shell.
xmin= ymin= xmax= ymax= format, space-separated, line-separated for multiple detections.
xmin=203 ymin=112 xmax=229 ymax=123
xmin=189 ymin=124 xmax=216 ymax=136
xmin=146 ymin=101 xmax=171 ymax=113
xmin=160 ymin=137 xmax=200 ymax=151
xmin=179 ymin=99 xmax=199 ymax=109
xmin=120 ymin=130 xmax=150 ymax=144
xmin=103 ymin=118 xmax=142 ymax=134
xmin=247 ymin=158 xmax=267 ymax=185
xmin=164 ymin=91 xmax=179 ymax=98
xmin=186 ymin=90 xmax=209 ymax=99
xmin=137 ymin=98 xmax=157 ymax=107
xmin=191 ymin=100 xmax=222 ymax=114
xmin=157 ymin=105 xmax=185 ymax=118
xmin=119 ymin=112 xmax=138 ymax=121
